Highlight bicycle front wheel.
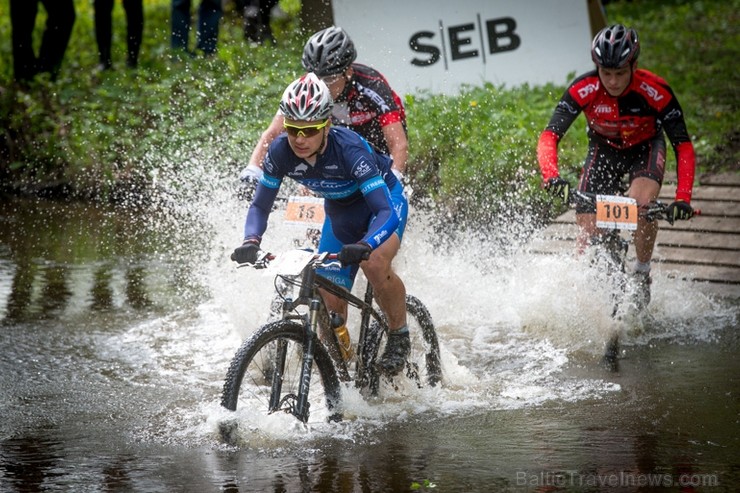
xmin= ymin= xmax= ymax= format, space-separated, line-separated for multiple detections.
xmin=221 ymin=320 xmax=342 ymax=423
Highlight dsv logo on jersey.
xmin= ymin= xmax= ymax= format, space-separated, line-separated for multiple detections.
xmin=408 ymin=16 xmax=521 ymax=70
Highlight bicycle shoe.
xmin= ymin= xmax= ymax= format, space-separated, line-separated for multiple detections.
xmin=378 ymin=329 xmax=410 ymax=376
xmin=632 ymin=271 xmax=652 ymax=311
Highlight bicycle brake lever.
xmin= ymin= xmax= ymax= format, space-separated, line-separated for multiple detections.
xmin=247 ymin=251 xmax=273 ymax=269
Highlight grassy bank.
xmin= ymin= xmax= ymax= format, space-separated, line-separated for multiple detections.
xmin=0 ymin=0 xmax=737 ymax=222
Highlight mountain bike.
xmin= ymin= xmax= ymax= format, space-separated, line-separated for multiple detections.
xmin=566 ymin=190 xmax=698 ymax=370
xmin=220 ymin=249 xmax=442 ymax=434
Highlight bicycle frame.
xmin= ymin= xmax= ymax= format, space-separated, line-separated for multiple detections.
xmin=223 ymin=247 xmax=441 ymax=425
xmin=254 ymin=251 xmax=389 ymax=421
xmin=564 ymin=190 xmax=679 ymax=369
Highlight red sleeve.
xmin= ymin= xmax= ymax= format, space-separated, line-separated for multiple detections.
xmin=675 ymin=141 xmax=696 ymax=202
xmin=377 ymin=109 xmax=404 ymax=127
xmin=537 ymin=129 xmax=560 ymax=181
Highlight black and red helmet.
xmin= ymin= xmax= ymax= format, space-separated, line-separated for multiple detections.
xmin=591 ymin=24 xmax=640 ymax=69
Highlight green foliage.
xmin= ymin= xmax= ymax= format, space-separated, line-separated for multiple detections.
xmin=410 ymin=478 xmax=437 ymax=490
xmin=0 ymin=0 xmax=737 ymax=218
xmin=405 ymin=82 xmax=585 ymax=223
xmin=604 ymin=0 xmax=740 ymax=171
xmin=0 ymin=0 xmax=304 ymax=199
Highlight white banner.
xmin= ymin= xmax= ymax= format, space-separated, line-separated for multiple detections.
xmin=331 ymin=0 xmax=594 ymax=96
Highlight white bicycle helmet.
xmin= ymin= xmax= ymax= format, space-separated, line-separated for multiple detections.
xmin=279 ymin=73 xmax=334 ymax=121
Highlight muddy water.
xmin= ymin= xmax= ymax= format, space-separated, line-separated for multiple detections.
xmin=0 ymin=196 xmax=737 ymax=492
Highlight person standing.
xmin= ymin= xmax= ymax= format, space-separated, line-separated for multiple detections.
xmin=537 ymin=24 xmax=697 ymax=308
xmin=94 ymin=0 xmax=144 ymax=70
xmin=171 ymin=0 xmax=222 ymax=56
xmin=9 ymin=0 xmax=76 ymax=82
xmin=243 ymin=0 xmax=279 ymax=45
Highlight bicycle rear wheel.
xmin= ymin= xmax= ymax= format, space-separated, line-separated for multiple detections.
xmin=221 ymin=320 xmax=342 ymax=423
xmin=360 ymin=294 xmax=442 ymax=394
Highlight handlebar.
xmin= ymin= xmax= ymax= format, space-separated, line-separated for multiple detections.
xmin=236 ymin=250 xmax=341 ymax=270
xmin=567 ymin=190 xmax=700 ymax=225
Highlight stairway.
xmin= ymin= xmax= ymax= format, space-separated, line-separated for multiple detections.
xmin=528 ymin=172 xmax=740 ymax=300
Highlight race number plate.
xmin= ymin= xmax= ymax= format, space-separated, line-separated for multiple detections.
xmin=284 ymin=196 xmax=325 ymax=227
xmin=596 ymin=195 xmax=638 ymax=230
xmin=268 ymin=249 xmax=316 ymax=276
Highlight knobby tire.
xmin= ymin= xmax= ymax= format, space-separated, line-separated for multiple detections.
xmin=359 ymin=294 xmax=442 ymax=393
xmin=221 ymin=320 xmax=342 ymax=422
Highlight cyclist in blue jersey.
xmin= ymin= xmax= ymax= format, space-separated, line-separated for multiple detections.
xmin=232 ymin=73 xmax=411 ymax=375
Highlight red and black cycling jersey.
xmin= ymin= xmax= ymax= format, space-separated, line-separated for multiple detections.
xmin=332 ymin=63 xmax=407 ymax=155
xmin=537 ymin=69 xmax=696 ymax=202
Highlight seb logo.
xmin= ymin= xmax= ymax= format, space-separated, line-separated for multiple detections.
xmin=409 ymin=16 xmax=521 ymax=69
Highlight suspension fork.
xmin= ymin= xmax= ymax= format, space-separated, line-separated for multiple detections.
xmin=294 ymin=298 xmax=322 ymax=422
xmin=354 ymin=284 xmax=375 ymax=366
xmin=268 ymin=338 xmax=288 ymax=413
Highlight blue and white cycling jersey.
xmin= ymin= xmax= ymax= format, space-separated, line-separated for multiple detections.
xmin=244 ymin=126 xmax=402 ymax=251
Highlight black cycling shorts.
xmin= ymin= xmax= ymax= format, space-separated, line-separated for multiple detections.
xmin=576 ymin=133 xmax=666 ymax=213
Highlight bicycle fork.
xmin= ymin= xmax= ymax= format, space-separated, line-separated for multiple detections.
xmin=292 ymin=298 xmax=322 ymax=422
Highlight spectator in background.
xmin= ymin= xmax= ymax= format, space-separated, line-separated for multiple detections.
xmin=243 ymin=0 xmax=279 ymax=45
xmin=94 ymin=0 xmax=144 ymax=70
xmin=171 ymin=0 xmax=222 ymax=56
xmin=9 ymin=0 xmax=76 ymax=82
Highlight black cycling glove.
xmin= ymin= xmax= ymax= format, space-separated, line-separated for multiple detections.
xmin=545 ymin=177 xmax=571 ymax=202
xmin=338 ymin=242 xmax=372 ymax=267
xmin=237 ymin=164 xmax=262 ymax=202
xmin=666 ymin=200 xmax=694 ymax=222
xmin=231 ymin=240 xmax=260 ymax=264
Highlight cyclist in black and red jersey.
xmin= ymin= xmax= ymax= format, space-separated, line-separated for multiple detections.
xmin=537 ymin=24 xmax=697 ymax=308
xmin=239 ymin=25 xmax=408 ymax=187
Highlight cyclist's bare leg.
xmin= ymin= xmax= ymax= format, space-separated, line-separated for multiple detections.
xmin=361 ymin=233 xmax=407 ymax=331
xmin=322 ymin=291 xmax=348 ymax=329
xmin=575 ymin=213 xmax=598 ymax=253
xmin=319 ymin=233 xmax=407 ymax=338
xmin=627 ymin=177 xmax=661 ymax=263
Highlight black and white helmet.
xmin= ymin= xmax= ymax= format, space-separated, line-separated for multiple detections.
xmin=279 ymin=73 xmax=334 ymax=121
xmin=301 ymin=26 xmax=357 ymax=77
xmin=591 ymin=24 xmax=640 ymax=69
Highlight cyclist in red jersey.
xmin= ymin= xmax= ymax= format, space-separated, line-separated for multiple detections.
xmin=239 ymin=25 xmax=408 ymax=187
xmin=537 ymin=24 xmax=696 ymax=307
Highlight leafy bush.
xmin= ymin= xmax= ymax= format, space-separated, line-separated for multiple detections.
xmin=0 ymin=0 xmax=737 ymax=220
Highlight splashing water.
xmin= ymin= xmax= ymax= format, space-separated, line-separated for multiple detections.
xmin=120 ymin=159 xmax=736 ymax=448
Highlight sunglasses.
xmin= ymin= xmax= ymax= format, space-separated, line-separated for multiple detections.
xmin=320 ymin=73 xmax=344 ymax=85
xmin=283 ymin=119 xmax=329 ymax=138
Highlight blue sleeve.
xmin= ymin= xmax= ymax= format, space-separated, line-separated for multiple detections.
xmin=243 ymin=177 xmax=281 ymax=242
xmin=360 ymin=176 xmax=398 ymax=249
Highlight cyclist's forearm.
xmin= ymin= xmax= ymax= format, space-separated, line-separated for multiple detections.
xmin=249 ymin=114 xmax=285 ymax=168
xmin=243 ymin=184 xmax=279 ymax=240
xmin=383 ymin=122 xmax=408 ymax=174
xmin=361 ymin=182 xmax=399 ymax=249
xmin=674 ymin=141 xmax=696 ymax=202
xmin=537 ymin=130 xmax=560 ymax=180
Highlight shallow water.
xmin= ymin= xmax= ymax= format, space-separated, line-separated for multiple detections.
xmin=0 ymin=194 xmax=737 ymax=493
